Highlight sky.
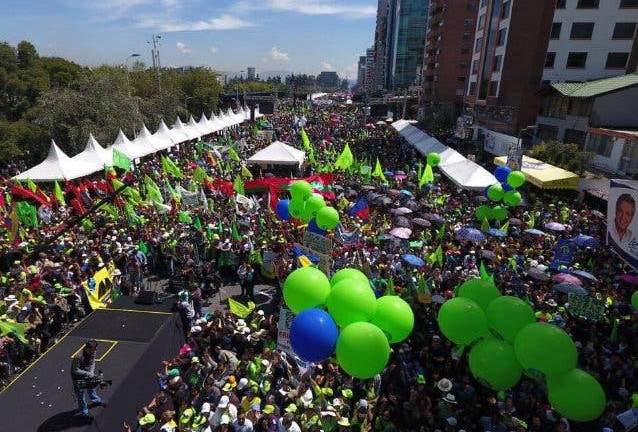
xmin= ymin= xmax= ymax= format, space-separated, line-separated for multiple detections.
xmin=0 ymin=0 xmax=377 ymax=79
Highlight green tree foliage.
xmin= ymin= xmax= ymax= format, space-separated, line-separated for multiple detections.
xmin=527 ymin=140 xmax=595 ymax=174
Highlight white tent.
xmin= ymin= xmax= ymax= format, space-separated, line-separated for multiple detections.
xmin=70 ymin=133 xmax=113 ymax=171
xmin=110 ymin=129 xmax=142 ymax=159
xmin=255 ymin=106 xmax=263 ymax=118
xmin=209 ymin=114 xmax=225 ymax=132
xmin=392 ymin=119 xmax=496 ymax=190
xmin=186 ymin=116 xmax=204 ymax=138
xmin=172 ymin=117 xmax=198 ymax=141
xmin=13 ymin=140 xmax=97 ymax=181
xmin=132 ymin=124 xmax=164 ymax=157
xmin=247 ymin=141 xmax=305 ymax=169
xmin=242 ymin=106 xmax=251 ymax=121
xmin=197 ymin=113 xmax=213 ymax=135
xmin=153 ymin=120 xmax=179 ymax=149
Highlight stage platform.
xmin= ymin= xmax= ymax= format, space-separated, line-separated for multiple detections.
xmin=0 ymin=297 xmax=184 ymax=432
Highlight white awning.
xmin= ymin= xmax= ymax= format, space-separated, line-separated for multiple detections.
xmin=197 ymin=113 xmax=213 ymax=135
xmin=70 ymin=134 xmax=113 ymax=170
xmin=110 ymin=129 xmax=142 ymax=159
xmin=247 ymin=140 xmax=305 ymax=168
xmin=186 ymin=115 xmax=205 ymax=138
xmin=132 ymin=124 xmax=164 ymax=157
xmin=13 ymin=140 xmax=97 ymax=181
xmin=153 ymin=120 xmax=179 ymax=149
xmin=172 ymin=117 xmax=198 ymax=141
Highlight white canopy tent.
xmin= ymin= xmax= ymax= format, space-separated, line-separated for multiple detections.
xmin=186 ymin=116 xmax=204 ymax=138
xmin=197 ymin=113 xmax=213 ymax=135
xmin=247 ymin=141 xmax=306 ymax=169
xmin=133 ymin=124 xmax=164 ymax=157
xmin=209 ymin=114 xmax=225 ymax=132
xmin=70 ymin=134 xmax=113 ymax=171
xmin=109 ymin=129 xmax=141 ymax=159
xmin=173 ymin=117 xmax=199 ymax=141
xmin=13 ymin=140 xmax=97 ymax=181
xmin=154 ymin=120 xmax=179 ymax=149
xmin=392 ymin=119 xmax=496 ymax=190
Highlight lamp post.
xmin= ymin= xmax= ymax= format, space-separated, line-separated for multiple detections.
xmin=124 ymin=53 xmax=141 ymax=95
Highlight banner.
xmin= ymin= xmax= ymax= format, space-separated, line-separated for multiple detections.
xmin=550 ymin=239 xmax=576 ymax=269
xmin=567 ymin=293 xmax=606 ymax=321
xmin=293 ymin=243 xmax=332 ymax=275
xmin=276 ymin=307 xmax=308 ymax=371
xmin=302 ymin=231 xmax=333 ymax=255
xmin=83 ymin=264 xmax=114 ymax=310
xmin=261 ymin=250 xmax=279 ymax=279
xmin=608 ymin=179 xmax=638 ymax=269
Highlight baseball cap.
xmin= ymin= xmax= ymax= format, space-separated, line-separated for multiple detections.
xmin=217 ymin=396 xmax=229 ymax=409
xmin=139 ymin=413 xmax=156 ymax=426
xmin=262 ymin=405 xmax=275 ymax=414
xmin=284 ymin=404 xmax=297 ymax=413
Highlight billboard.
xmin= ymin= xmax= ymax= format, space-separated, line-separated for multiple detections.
xmin=608 ymin=179 xmax=638 ymax=268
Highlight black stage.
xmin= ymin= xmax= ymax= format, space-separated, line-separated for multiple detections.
xmin=0 ymin=296 xmax=183 ymax=432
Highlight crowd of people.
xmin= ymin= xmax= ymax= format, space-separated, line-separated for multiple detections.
xmin=1 ymin=98 xmax=637 ymax=431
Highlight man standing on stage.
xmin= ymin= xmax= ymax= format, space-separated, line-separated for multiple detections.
xmin=71 ymin=340 xmax=104 ymax=419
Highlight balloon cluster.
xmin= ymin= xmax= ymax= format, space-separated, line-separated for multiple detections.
xmin=276 ymin=180 xmax=340 ymax=232
xmin=437 ymin=278 xmax=606 ymax=422
xmin=475 ymin=166 xmax=525 ymax=224
xmin=283 ymin=267 xmax=414 ymax=379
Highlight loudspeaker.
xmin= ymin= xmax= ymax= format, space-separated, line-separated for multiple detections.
xmin=135 ymin=290 xmax=156 ymax=305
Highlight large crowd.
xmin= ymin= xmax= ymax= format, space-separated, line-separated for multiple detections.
xmin=1 ymin=98 xmax=637 ymax=432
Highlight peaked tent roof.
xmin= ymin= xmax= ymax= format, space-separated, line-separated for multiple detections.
xmin=186 ymin=116 xmax=204 ymax=138
xmin=172 ymin=117 xmax=197 ymax=141
xmin=551 ymin=73 xmax=638 ymax=98
xmin=109 ymin=129 xmax=141 ymax=159
xmin=132 ymin=124 xmax=164 ymax=157
xmin=197 ymin=113 xmax=213 ymax=135
xmin=14 ymin=140 xmax=97 ymax=181
xmin=70 ymin=133 xmax=113 ymax=170
xmin=209 ymin=114 xmax=225 ymax=132
xmin=153 ymin=120 xmax=179 ymax=149
xmin=247 ymin=140 xmax=306 ymax=167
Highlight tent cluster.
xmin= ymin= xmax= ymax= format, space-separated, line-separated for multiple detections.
xmin=392 ymin=119 xmax=497 ymax=191
xmin=14 ymin=106 xmax=263 ymax=182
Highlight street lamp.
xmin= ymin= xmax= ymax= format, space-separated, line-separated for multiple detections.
xmin=124 ymin=53 xmax=141 ymax=95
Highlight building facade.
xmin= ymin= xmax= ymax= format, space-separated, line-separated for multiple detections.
xmin=373 ymin=0 xmax=391 ymax=91
xmin=357 ymin=55 xmax=367 ymax=90
xmin=421 ymin=0 xmax=478 ymax=115
xmin=543 ymin=0 xmax=638 ymax=83
xmin=317 ymin=71 xmax=340 ymax=88
xmin=388 ymin=0 xmax=429 ymax=89
xmin=247 ymin=67 xmax=256 ymax=81
xmin=365 ymin=47 xmax=376 ymax=92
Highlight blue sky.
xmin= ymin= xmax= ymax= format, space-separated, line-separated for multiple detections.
xmin=0 ymin=0 xmax=377 ymax=78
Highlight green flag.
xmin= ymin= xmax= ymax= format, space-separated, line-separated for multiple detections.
xmin=527 ymin=213 xmax=535 ymax=228
xmin=0 ymin=318 xmax=29 ymax=344
xmin=231 ymin=219 xmax=241 ymax=240
xmin=508 ymin=257 xmax=517 ymax=271
xmin=81 ymin=218 xmax=93 ymax=231
xmin=54 ymin=181 xmax=66 ymax=206
xmin=112 ymin=148 xmax=132 ymax=171
xmin=124 ymin=203 xmax=142 ymax=225
xmin=480 ymin=261 xmax=495 ymax=284
xmin=195 ymin=140 xmax=204 ymax=157
xmin=99 ymin=202 xmax=119 ymax=218
xmin=416 ymin=162 xmax=423 ymax=182
xmin=112 ymin=178 xmax=142 ymax=203
xmin=192 ymin=166 xmax=208 ymax=184
xmin=384 ymin=277 xmax=395 ymax=296
xmin=193 ymin=216 xmax=203 ymax=231
xmin=419 ymin=164 xmax=434 ymax=187
xmin=500 ymin=221 xmax=509 ymax=234
xmin=161 ymin=156 xmax=183 ymax=179
xmin=334 ymin=142 xmax=354 ymax=170
xmin=241 ymin=165 xmax=253 ymax=180
xmin=144 ymin=175 xmax=163 ymax=204
xmin=178 ymin=211 xmax=192 ymax=224
xmin=481 ymin=216 xmax=490 ymax=232
xmin=227 ymin=147 xmax=241 ymax=163
xmin=233 ymin=175 xmax=245 ymax=195
xmin=138 ymin=240 xmax=149 ymax=254
xmin=427 ymin=245 xmax=443 ymax=267
xmin=16 ymin=201 xmax=38 ymax=228
xmin=300 ymin=128 xmax=316 ymax=165
xmin=26 ymin=179 xmax=37 ymax=193
xmin=372 ymin=158 xmax=387 ymax=183
xmin=165 ymin=180 xmax=180 ymax=201
xmin=437 ymin=224 xmax=445 ymax=240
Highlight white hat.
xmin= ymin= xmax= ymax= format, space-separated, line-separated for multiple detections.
xmin=237 ymin=378 xmax=249 ymax=390
xmin=443 ymin=393 xmax=457 ymax=404
xmin=201 ymin=402 xmax=211 ymax=413
xmin=332 ymin=398 xmax=343 ymax=407
xmin=300 ymin=389 xmax=313 ymax=407
xmin=220 ymin=414 xmax=230 ymax=425
xmin=4 ymin=295 xmax=18 ymax=303
xmin=217 ymin=395 xmax=229 ymax=409
xmin=257 ymin=310 xmax=265 ymax=316
xmin=437 ymin=378 xmax=453 ymax=392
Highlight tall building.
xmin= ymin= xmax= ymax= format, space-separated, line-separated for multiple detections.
xmin=247 ymin=67 xmax=256 ymax=80
xmin=317 ymin=71 xmax=340 ymax=88
xmin=421 ymin=0 xmax=479 ymax=114
xmin=543 ymin=0 xmax=638 ymax=83
xmin=373 ymin=0 xmax=391 ymax=91
xmin=357 ymin=55 xmax=367 ymax=89
xmin=365 ymin=47 xmax=376 ymax=92
xmin=466 ymin=0 xmax=555 ymax=152
xmin=387 ymin=0 xmax=429 ymax=89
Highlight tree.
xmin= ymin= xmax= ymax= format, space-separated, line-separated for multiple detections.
xmin=0 ymin=42 xmax=17 ymax=72
xmin=527 ymin=140 xmax=594 ymax=174
xmin=179 ymin=67 xmax=222 ymax=115
xmin=17 ymin=41 xmax=38 ymax=69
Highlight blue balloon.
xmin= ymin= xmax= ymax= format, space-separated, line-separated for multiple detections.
xmin=494 ymin=166 xmax=512 ymax=184
xmin=308 ymin=219 xmax=327 ymax=235
xmin=276 ymin=199 xmax=291 ymax=221
xmin=502 ymin=182 xmax=513 ymax=192
xmin=290 ymin=308 xmax=338 ymax=362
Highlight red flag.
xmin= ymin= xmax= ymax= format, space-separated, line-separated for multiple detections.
xmin=70 ymin=197 xmax=85 ymax=215
xmin=10 ymin=185 xmax=49 ymax=206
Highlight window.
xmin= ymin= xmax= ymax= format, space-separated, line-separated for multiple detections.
xmin=550 ymin=23 xmax=562 ymax=39
xmin=537 ymin=124 xmax=559 ymax=141
xmin=496 ymin=29 xmax=507 ymax=46
xmin=478 ymin=14 xmax=486 ymax=30
xmin=488 ymin=80 xmax=499 ymax=96
xmin=493 ymin=55 xmax=502 ymax=72
xmin=475 ymin=37 xmax=483 ymax=52
xmin=570 ymin=22 xmax=595 ymax=39
xmin=606 ymin=52 xmax=629 ymax=68
xmin=501 ymin=1 xmax=511 ymax=19
xmin=567 ymin=52 xmax=587 ymax=68
xmin=472 ymin=59 xmax=480 ymax=74
xmin=564 ymin=129 xmax=587 ymax=147
xmin=586 ymin=134 xmax=614 ymax=157
xmin=556 ymin=0 xmax=566 ymax=8
xmin=620 ymin=0 xmax=638 ymax=7
xmin=577 ymin=0 xmax=599 ymax=8
xmin=469 ymin=82 xmax=477 ymax=95
xmin=613 ymin=22 xmax=637 ymax=39
xmin=545 ymin=52 xmax=556 ymax=68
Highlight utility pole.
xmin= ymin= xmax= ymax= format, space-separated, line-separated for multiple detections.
xmin=149 ymin=34 xmax=162 ymax=93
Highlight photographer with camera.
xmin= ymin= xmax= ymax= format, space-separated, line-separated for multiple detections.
xmin=71 ymin=340 xmax=106 ymax=419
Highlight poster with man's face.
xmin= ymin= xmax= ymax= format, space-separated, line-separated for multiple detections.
xmin=608 ymin=180 xmax=638 ymax=268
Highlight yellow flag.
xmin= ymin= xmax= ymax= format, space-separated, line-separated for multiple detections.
xmin=228 ymin=298 xmax=256 ymax=319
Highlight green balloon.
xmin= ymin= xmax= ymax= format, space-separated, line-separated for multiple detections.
xmin=491 ymin=205 xmax=508 ymax=221
xmin=370 ymin=296 xmax=414 ymax=343
xmin=547 ymin=369 xmax=606 ymax=422
xmin=316 ymin=206 xmax=340 ymax=231
xmin=327 ymin=278 xmax=377 ymax=327
xmin=457 ymin=278 xmax=501 ymax=311
xmin=427 ymin=152 xmax=441 ymax=167
xmin=288 ymin=199 xmax=305 ymax=219
xmin=475 ymin=205 xmax=491 ymax=221
xmin=336 ymin=322 xmax=390 ymax=379
xmin=304 ymin=193 xmax=326 ymax=218
xmin=298 ymin=202 xmax=313 ymax=223
xmin=437 ymin=297 xmax=488 ymax=346
xmin=330 ymin=268 xmax=369 ymax=287
xmin=469 ymin=337 xmax=522 ymax=391
xmin=514 ymin=323 xmax=577 ymax=379
xmin=507 ymin=171 xmax=525 ymax=189
xmin=283 ymin=267 xmax=331 ymax=313
xmin=632 ymin=290 xmax=638 ymax=309
xmin=486 ymin=296 xmax=536 ymax=343
xmin=503 ymin=190 xmax=522 ymax=207
xmin=487 ymin=184 xmax=505 ymax=202
xmin=290 ymin=180 xmax=313 ymax=200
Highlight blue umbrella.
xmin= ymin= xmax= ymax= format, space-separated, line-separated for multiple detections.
xmin=384 ymin=171 xmax=394 ymax=177
xmin=553 ymin=283 xmax=587 ymax=295
xmin=402 ymin=254 xmax=425 ymax=267
xmin=456 ymin=227 xmax=486 ymax=243
xmin=524 ymin=228 xmax=546 ymax=236
xmin=572 ymin=234 xmax=599 ymax=248
xmin=571 ymin=270 xmax=598 ymax=282
xmin=487 ymin=228 xmax=506 ymax=238
xmin=399 ymin=189 xmax=413 ymax=197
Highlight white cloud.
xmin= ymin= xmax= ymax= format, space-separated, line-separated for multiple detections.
xmin=270 ymin=47 xmax=290 ymax=62
xmin=176 ymin=42 xmax=192 ymax=54
xmin=262 ymin=0 xmax=376 ymax=18
xmin=340 ymin=62 xmax=357 ymax=79
xmin=209 ymin=47 xmax=219 ymax=54
xmin=321 ymin=61 xmax=333 ymax=71
xmin=137 ymin=14 xmax=255 ymax=32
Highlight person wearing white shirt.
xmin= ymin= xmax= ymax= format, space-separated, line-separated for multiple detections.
xmin=210 ymin=396 xmax=238 ymax=428
xmin=233 ymin=413 xmax=253 ymax=432
xmin=278 ymin=413 xmax=301 ymax=432
xmin=609 ymin=193 xmax=636 ymax=251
